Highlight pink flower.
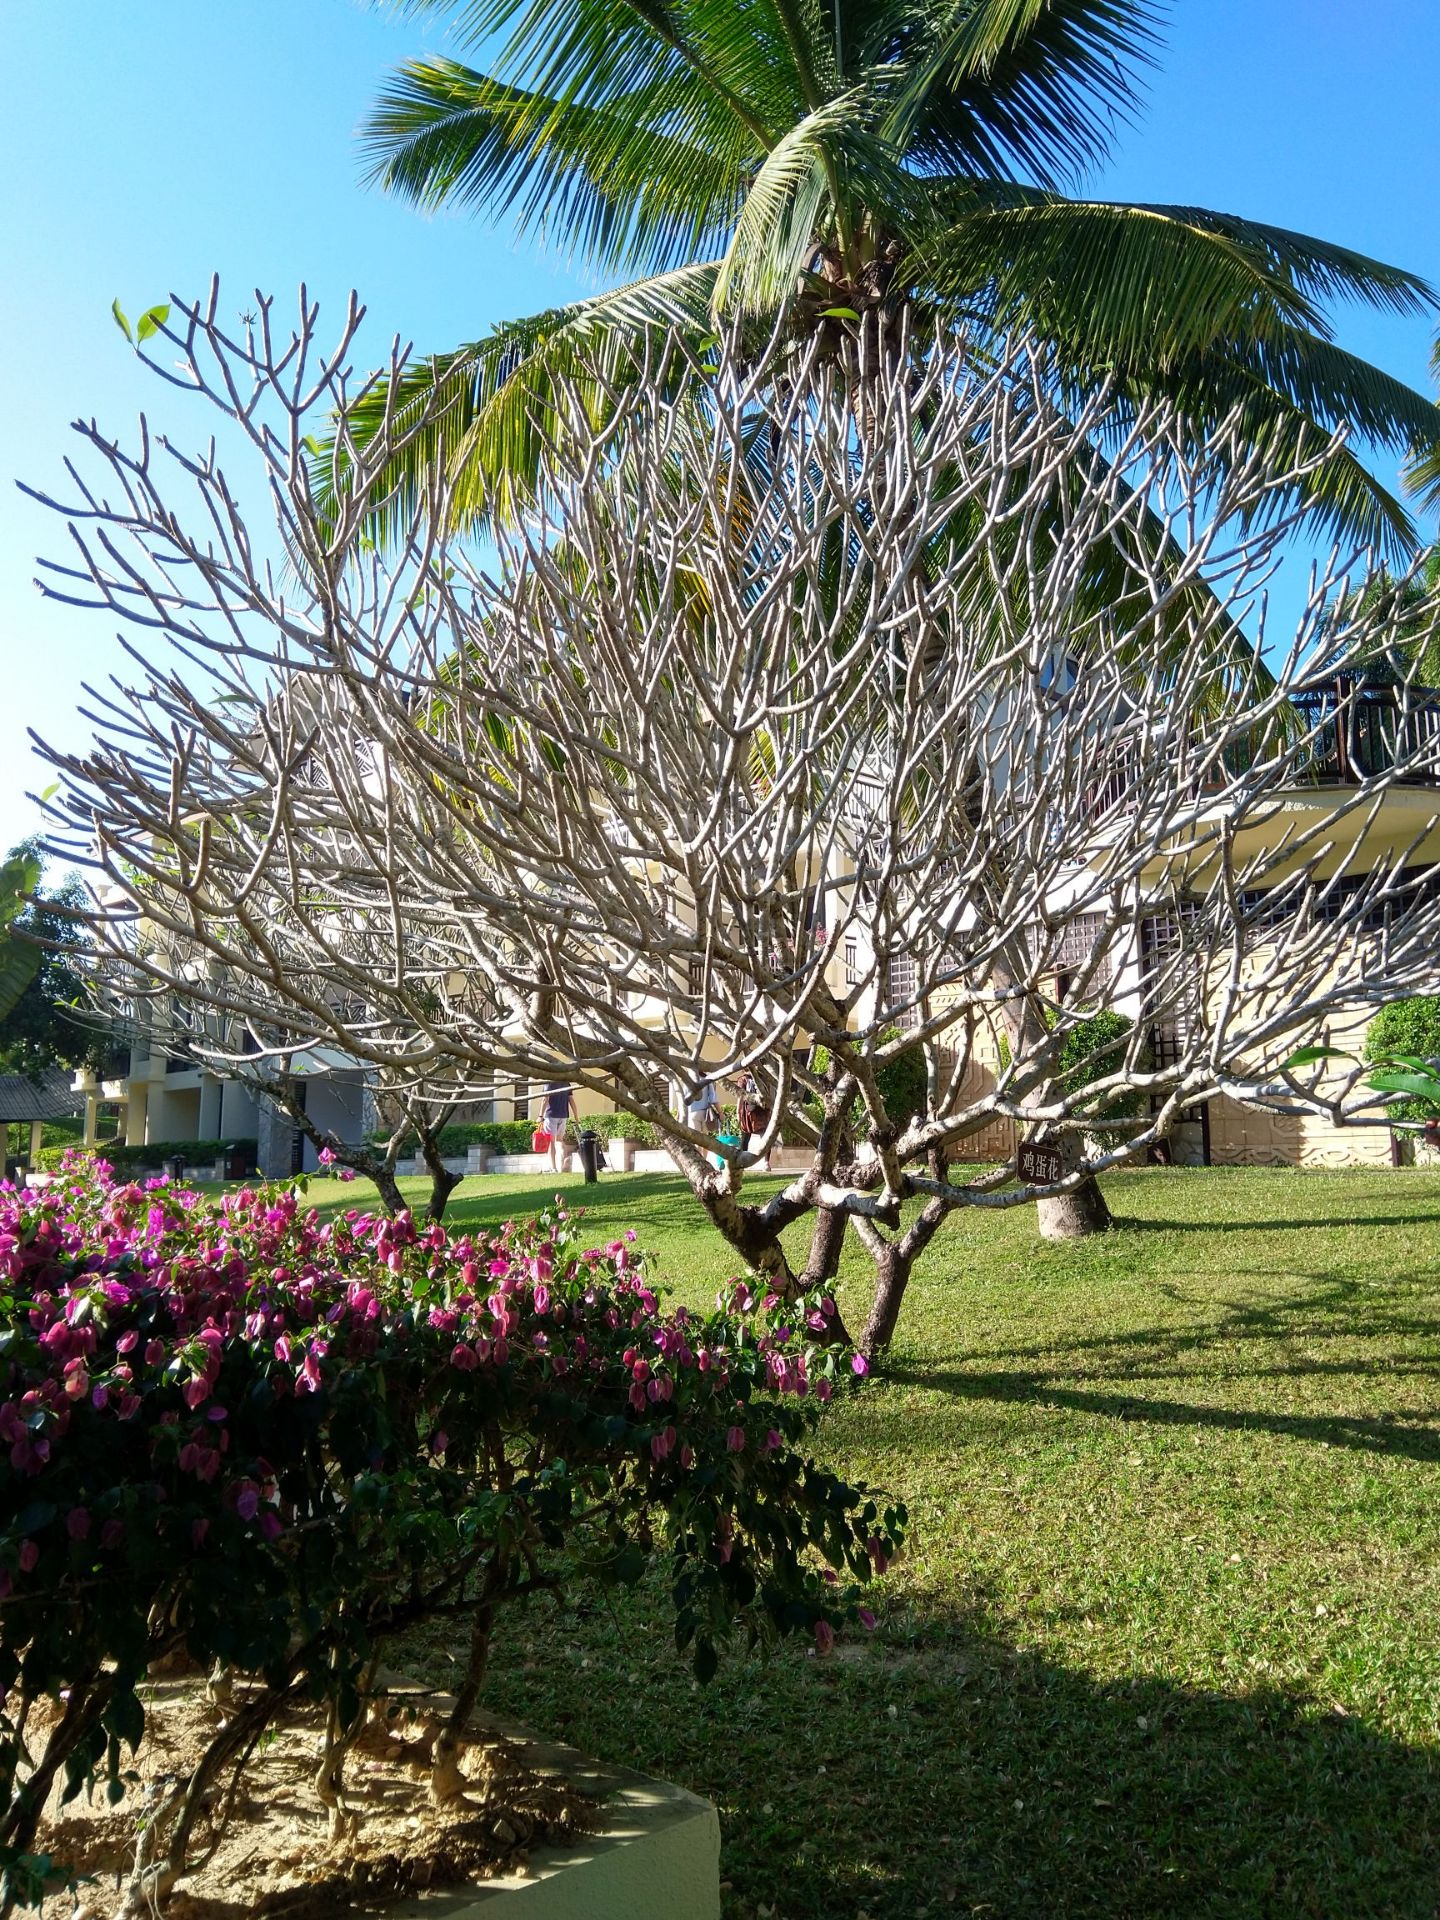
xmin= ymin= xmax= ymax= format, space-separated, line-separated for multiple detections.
xmin=815 ymin=1379 xmax=833 ymax=1403
xmin=650 ymin=1424 xmax=676 ymax=1462
xmin=235 ymin=1484 xmax=260 ymax=1521
xmin=318 ymin=1146 xmax=336 ymax=1167
xmin=765 ymin=1428 xmax=782 ymax=1452
xmin=337 ymin=1167 xmax=356 ymax=1183
xmin=851 ymin=1353 xmax=870 ymax=1377
xmin=450 ymin=1341 xmax=479 ymax=1371
xmin=18 ymin=1539 xmax=39 ymax=1573
xmin=859 ymin=1608 xmax=877 ymax=1631
xmin=813 ymin=1619 xmax=835 ymax=1656
xmin=144 ymin=1339 xmax=165 ymax=1367
xmin=725 ymin=1426 xmax=745 ymax=1453
xmin=66 ymin=1506 xmax=90 ymax=1541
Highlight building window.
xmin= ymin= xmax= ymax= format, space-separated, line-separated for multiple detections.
xmin=512 ymin=1083 xmax=531 ymax=1122
xmin=885 ymin=953 xmax=919 ymax=1029
xmin=844 ymin=937 xmax=859 ymax=985
xmin=1054 ymin=912 xmax=1113 ymax=1004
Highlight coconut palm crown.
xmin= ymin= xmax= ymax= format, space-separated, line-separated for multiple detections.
xmin=356 ymin=0 xmax=1439 ymax=555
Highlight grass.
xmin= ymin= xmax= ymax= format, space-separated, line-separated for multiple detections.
xmin=298 ymin=1165 xmax=1440 ymax=1918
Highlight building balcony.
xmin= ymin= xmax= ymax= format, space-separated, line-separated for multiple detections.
xmin=1283 ymin=680 xmax=1440 ymax=789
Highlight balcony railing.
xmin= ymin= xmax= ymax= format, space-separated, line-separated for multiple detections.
xmin=1285 ymin=680 xmax=1440 ymax=788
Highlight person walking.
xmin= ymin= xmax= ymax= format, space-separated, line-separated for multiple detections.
xmin=543 ymin=1082 xmax=577 ymax=1173
xmin=685 ymin=1077 xmax=722 ymax=1134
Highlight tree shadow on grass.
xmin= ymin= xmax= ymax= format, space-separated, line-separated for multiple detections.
xmin=968 ymin=1273 xmax=1440 ymax=1381
xmin=885 ymin=1363 xmax=1440 ymax=1463
xmin=465 ymin=1586 xmax=1440 ymax=1920
xmin=1122 ymin=1210 xmax=1440 ymax=1235
xmin=744 ymin=1600 xmax=1440 ymax=1919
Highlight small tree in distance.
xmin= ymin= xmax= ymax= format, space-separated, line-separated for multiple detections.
xmin=29 ymin=286 xmax=1440 ymax=1354
xmin=0 ymin=842 xmax=107 ymax=1083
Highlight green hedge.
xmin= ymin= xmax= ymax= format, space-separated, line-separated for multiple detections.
xmin=1365 ymin=997 xmax=1440 ymax=1120
xmin=32 ymin=1136 xmax=258 ymax=1175
xmin=369 ymin=1120 xmax=549 ymax=1158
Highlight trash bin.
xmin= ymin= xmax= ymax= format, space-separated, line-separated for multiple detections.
xmin=163 ymin=1153 xmax=186 ymax=1182
xmin=578 ymin=1128 xmax=601 ymax=1184
xmin=222 ymin=1144 xmax=254 ymax=1180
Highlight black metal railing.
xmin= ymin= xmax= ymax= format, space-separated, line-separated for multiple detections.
xmin=1285 ymin=681 xmax=1440 ymax=787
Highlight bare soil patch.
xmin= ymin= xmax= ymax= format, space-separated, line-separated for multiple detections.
xmin=33 ymin=1669 xmax=596 ymax=1918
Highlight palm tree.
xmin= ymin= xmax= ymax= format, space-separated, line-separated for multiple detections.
xmin=352 ymin=0 xmax=1439 ymax=554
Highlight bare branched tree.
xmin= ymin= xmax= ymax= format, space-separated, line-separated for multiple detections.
xmin=27 ymin=285 xmax=1440 ymax=1352
xmin=84 ymin=933 xmax=471 ymax=1220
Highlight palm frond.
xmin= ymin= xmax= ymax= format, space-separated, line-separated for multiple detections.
xmin=1402 ymin=332 xmax=1440 ymax=512
xmin=877 ymin=0 xmax=1159 ymax=188
xmin=712 ymin=91 xmax=860 ymax=312
xmin=321 ymin=261 xmax=719 ymax=540
xmin=363 ymin=56 xmax=755 ymax=276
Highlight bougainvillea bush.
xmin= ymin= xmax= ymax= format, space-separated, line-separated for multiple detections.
xmin=0 ymin=1156 xmax=902 ymax=1913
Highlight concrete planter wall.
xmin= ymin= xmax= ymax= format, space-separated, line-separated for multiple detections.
xmin=394 ymin=1153 xmax=469 ymax=1179
xmin=419 ymin=1708 xmax=721 ymax=1918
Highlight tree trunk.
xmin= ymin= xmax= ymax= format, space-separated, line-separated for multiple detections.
xmin=859 ymin=1241 xmax=912 ymax=1356
xmin=368 ymin=1159 xmax=408 ymax=1218
xmin=1035 ymin=1137 xmax=1113 ymax=1241
xmin=416 ymin=1131 xmax=462 ymax=1223
xmin=801 ymin=1204 xmax=848 ymax=1288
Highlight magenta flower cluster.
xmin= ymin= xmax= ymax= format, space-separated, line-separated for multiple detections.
xmin=1 ymin=1155 xmax=900 ymax=1652
xmin=0 ymin=1156 xmax=906 ymax=1899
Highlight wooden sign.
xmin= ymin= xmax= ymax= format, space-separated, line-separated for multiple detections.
xmin=1017 ymin=1139 xmax=1065 ymax=1185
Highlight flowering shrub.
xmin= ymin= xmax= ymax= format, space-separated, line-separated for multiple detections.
xmin=0 ymin=1156 xmax=902 ymax=1911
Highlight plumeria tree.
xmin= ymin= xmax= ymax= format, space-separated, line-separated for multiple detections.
xmin=29 ymin=288 xmax=1440 ymax=1354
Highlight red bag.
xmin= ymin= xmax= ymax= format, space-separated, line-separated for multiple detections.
xmin=532 ymin=1127 xmax=552 ymax=1152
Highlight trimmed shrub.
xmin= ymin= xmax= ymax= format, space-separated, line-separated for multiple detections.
xmin=31 ymin=1137 xmax=257 ymax=1176
xmin=1365 ymin=997 xmax=1440 ymax=1120
xmin=1053 ymin=1010 xmax=1147 ymax=1146
xmin=806 ymin=1031 xmax=928 ymax=1149
xmin=0 ymin=1156 xmax=902 ymax=1908
xmin=997 ymin=1010 xmax=1147 ymax=1149
xmin=369 ymin=1120 xmax=551 ymax=1158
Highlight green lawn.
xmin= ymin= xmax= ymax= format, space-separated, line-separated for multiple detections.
xmin=302 ymin=1165 xmax=1440 ymax=1918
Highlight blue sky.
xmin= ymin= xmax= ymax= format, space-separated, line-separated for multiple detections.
xmin=2 ymin=0 xmax=1438 ymax=858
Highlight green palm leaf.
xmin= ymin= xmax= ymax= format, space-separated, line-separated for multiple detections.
xmin=363 ymin=56 xmax=757 ymax=277
xmin=350 ymin=0 xmax=1440 ymax=554
xmin=323 ymin=261 xmax=719 ymax=537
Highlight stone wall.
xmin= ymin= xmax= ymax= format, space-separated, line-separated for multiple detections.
xmin=1207 ymin=1095 xmax=1393 ymax=1168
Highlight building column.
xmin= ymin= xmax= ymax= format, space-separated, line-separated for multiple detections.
xmin=28 ymin=1119 xmax=43 ymax=1163
xmin=198 ymin=1075 xmax=223 ymax=1139
xmin=256 ymin=1096 xmax=296 ymax=1180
